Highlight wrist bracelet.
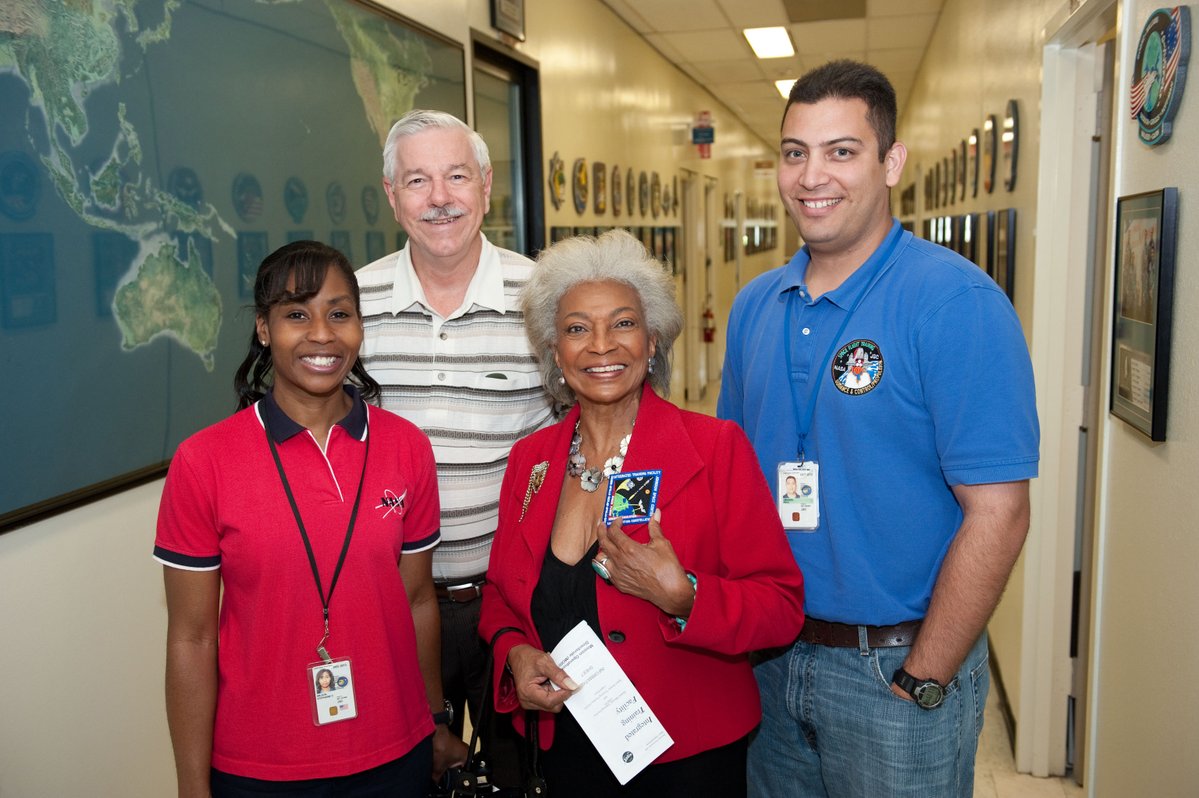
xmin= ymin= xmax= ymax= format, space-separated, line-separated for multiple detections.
xmin=673 ymin=572 xmax=698 ymax=630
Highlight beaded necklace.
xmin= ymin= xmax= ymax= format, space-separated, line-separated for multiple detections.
xmin=567 ymin=421 xmax=631 ymax=492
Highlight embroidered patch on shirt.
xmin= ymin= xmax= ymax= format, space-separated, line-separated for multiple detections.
xmin=376 ymin=488 xmax=406 ymax=519
xmin=831 ymin=339 xmax=884 ymax=396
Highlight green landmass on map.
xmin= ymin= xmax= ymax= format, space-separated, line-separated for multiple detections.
xmin=327 ymin=0 xmax=431 ymax=147
xmin=1 ymin=0 xmax=230 ymax=368
xmin=114 ymin=239 xmax=222 ymax=370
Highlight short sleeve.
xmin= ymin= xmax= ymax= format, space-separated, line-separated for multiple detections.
xmin=153 ymin=444 xmax=221 ymax=570
xmin=917 ymin=283 xmax=1040 ymax=486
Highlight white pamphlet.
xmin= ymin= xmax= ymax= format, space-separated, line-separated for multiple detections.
xmin=551 ymin=620 xmax=674 ymax=785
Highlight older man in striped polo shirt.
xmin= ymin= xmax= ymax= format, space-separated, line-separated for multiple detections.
xmin=358 ymin=109 xmax=555 ymax=775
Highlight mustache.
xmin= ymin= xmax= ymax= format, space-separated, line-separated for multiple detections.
xmin=420 ymin=205 xmax=467 ymax=221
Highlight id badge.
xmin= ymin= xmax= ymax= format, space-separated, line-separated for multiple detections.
xmin=603 ymin=469 xmax=662 ymax=525
xmin=778 ymin=461 xmax=819 ymax=531
xmin=309 ymin=659 xmax=358 ymax=725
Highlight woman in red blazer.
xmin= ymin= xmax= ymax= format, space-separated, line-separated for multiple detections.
xmin=479 ymin=230 xmax=805 ymax=796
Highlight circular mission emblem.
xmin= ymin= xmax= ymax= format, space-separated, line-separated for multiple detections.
xmin=831 ymin=339 xmax=884 ymax=396
xmin=1130 ymin=6 xmax=1191 ymax=146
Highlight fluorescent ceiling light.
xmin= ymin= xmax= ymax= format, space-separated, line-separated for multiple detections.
xmin=775 ymin=79 xmax=796 ymax=99
xmin=744 ymin=27 xmax=794 ymax=59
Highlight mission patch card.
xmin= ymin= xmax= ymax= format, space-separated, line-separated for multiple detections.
xmin=603 ymin=470 xmax=662 ymax=525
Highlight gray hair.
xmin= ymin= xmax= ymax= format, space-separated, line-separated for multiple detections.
xmin=382 ymin=109 xmax=491 ymax=182
xmin=523 ymin=229 xmax=683 ymax=406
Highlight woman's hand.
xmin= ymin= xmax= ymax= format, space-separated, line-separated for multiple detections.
xmin=506 ymin=644 xmax=579 ymax=713
xmin=431 ymin=725 xmax=468 ymax=780
xmin=596 ymin=510 xmax=695 ymax=617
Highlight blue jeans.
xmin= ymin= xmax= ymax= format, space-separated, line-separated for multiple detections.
xmin=748 ymin=633 xmax=989 ymax=797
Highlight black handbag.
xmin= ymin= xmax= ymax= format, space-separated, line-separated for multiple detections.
xmin=432 ymin=628 xmax=547 ymax=798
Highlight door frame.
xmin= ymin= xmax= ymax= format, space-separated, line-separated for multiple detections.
xmin=1022 ymin=0 xmax=1116 ymax=779
xmin=471 ymin=31 xmax=544 ymax=253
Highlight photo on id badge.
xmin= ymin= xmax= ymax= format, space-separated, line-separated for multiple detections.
xmin=309 ymin=659 xmax=358 ymax=725
xmin=778 ymin=462 xmax=819 ymax=531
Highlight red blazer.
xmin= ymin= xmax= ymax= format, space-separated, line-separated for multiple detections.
xmin=479 ymin=384 xmax=805 ymax=762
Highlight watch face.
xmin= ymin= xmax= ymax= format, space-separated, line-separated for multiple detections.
xmin=913 ymin=682 xmax=945 ymax=709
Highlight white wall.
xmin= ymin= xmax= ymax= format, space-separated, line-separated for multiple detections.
xmin=0 ymin=482 xmax=175 ymax=796
xmin=1087 ymin=1 xmax=1199 ymax=794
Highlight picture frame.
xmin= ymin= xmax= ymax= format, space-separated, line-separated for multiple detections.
xmin=1002 ymin=99 xmax=1020 ymax=192
xmin=490 ymin=0 xmax=525 ymax=41
xmin=982 ymin=114 xmax=998 ymax=193
xmin=983 ymin=210 xmax=996 ymax=276
xmin=967 ymin=128 xmax=980 ymax=198
xmin=1110 ymin=188 xmax=1178 ymax=441
xmin=993 ymin=209 xmax=1016 ymax=301
xmin=593 ymin=161 xmax=607 ymax=215
xmin=958 ymin=139 xmax=968 ymax=201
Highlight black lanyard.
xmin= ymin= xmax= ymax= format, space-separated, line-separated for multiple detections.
xmin=264 ymin=411 xmax=370 ymax=662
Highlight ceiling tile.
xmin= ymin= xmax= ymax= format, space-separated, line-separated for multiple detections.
xmin=783 ymin=0 xmax=866 ymax=23
xmin=714 ymin=0 xmax=790 ymax=28
xmin=643 ymin=32 xmax=689 ymax=64
xmin=689 ymin=59 xmax=770 ymax=84
xmin=600 ymin=0 xmax=653 ymax=33
xmin=866 ymin=47 xmax=924 ymax=74
xmin=867 ymin=0 xmax=944 ymax=17
xmin=626 ymin=0 xmax=730 ymax=32
xmin=658 ymin=29 xmax=751 ymax=61
xmin=866 ymin=13 xmax=937 ymax=48
xmin=799 ymin=50 xmax=867 ymax=70
xmin=792 ymin=19 xmax=867 ymax=52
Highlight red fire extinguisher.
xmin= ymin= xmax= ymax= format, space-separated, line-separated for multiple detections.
xmin=702 ymin=306 xmax=716 ymax=343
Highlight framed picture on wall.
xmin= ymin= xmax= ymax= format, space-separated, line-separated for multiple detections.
xmin=983 ymin=210 xmax=996 ymax=275
xmin=1109 ymin=188 xmax=1178 ymax=441
xmin=490 ymin=0 xmax=525 ymax=41
xmin=993 ymin=208 xmax=1016 ymax=301
xmin=982 ymin=114 xmax=998 ymax=193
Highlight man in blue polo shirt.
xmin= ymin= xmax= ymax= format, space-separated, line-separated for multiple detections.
xmin=719 ymin=60 xmax=1039 ymax=797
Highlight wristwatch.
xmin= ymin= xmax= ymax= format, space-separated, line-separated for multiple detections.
xmin=892 ymin=667 xmax=946 ymax=710
xmin=432 ymin=698 xmax=454 ymax=726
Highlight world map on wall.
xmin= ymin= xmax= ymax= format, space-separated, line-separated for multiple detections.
xmin=0 ymin=0 xmax=465 ymax=525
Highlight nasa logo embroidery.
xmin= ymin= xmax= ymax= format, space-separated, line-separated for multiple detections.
xmin=831 ymin=339 xmax=884 ymax=396
xmin=376 ymin=489 xmax=406 ymax=519
xmin=1131 ymin=6 xmax=1191 ymax=146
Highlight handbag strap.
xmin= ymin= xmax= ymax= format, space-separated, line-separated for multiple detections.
xmin=456 ymin=627 xmax=545 ymax=797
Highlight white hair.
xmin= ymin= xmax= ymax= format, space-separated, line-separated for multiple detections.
xmin=382 ymin=109 xmax=491 ymax=182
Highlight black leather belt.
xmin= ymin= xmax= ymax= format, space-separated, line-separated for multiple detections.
xmin=799 ymin=617 xmax=922 ymax=648
xmin=434 ymin=576 xmax=486 ymax=604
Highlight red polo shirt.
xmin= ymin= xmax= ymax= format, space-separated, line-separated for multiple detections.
xmin=155 ymin=388 xmax=439 ymax=780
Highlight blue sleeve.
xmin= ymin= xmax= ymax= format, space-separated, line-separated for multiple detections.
xmin=916 ymin=283 xmax=1040 ymax=485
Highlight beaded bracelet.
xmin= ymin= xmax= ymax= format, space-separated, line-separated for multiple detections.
xmin=673 ymin=572 xmax=698 ymax=630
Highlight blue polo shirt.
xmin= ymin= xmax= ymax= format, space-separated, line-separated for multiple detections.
xmin=718 ymin=221 xmax=1039 ymax=625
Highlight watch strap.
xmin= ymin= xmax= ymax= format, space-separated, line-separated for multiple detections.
xmin=432 ymin=698 xmax=453 ymax=726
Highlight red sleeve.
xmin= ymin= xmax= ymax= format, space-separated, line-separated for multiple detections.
xmin=154 ymin=439 xmax=222 ymax=570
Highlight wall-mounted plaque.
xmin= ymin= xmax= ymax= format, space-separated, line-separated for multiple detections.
xmin=1002 ymin=100 xmax=1019 ymax=192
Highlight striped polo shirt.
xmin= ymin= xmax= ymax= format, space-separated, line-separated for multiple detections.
xmin=357 ymin=234 xmax=556 ymax=582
